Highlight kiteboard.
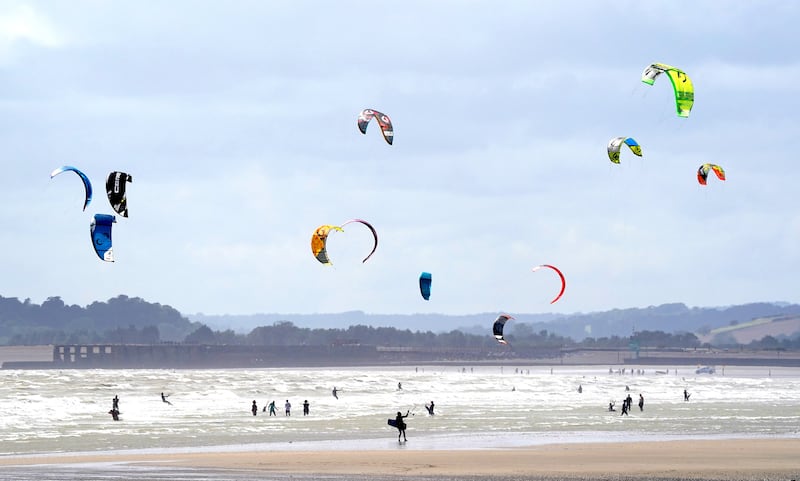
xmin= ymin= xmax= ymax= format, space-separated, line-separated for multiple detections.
xmin=387 ymin=418 xmax=398 ymax=428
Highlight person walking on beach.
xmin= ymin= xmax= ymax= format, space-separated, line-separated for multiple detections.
xmin=284 ymin=399 xmax=291 ymax=416
xmin=303 ymin=400 xmax=309 ymax=416
xmin=251 ymin=400 xmax=258 ymax=416
xmin=638 ymin=393 xmax=644 ymax=411
xmin=161 ymin=392 xmax=172 ymax=405
xmin=684 ymin=389 xmax=691 ymax=401
xmin=268 ymin=400 xmax=277 ymax=416
xmin=394 ymin=410 xmax=409 ymax=442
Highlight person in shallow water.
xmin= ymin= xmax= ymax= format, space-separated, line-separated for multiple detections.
xmin=251 ymin=400 xmax=258 ymax=416
xmin=268 ymin=400 xmax=277 ymax=416
xmin=425 ymin=401 xmax=435 ymax=415
xmin=161 ymin=392 xmax=172 ymax=405
xmin=303 ymin=400 xmax=309 ymax=416
xmin=395 ymin=410 xmax=409 ymax=442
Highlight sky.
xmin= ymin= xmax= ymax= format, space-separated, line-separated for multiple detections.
xmin=0 ymin=1 xmax=798 ymax=317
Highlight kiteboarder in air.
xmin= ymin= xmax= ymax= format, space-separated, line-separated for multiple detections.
xmin=394 ymin=410 xmax=409 ymax=442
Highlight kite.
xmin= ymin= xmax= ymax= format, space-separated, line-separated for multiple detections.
xmin=492 ymin=314 xmax=515 ymax=345
xmin=50 ymin=166 xmax=93 ymax=211
xmin=311 ymin=224 xmax=343 ymax=265
xmin=91 ymin=214 xmax=116 ymax=262
xmin=532 ymin=264 xmax=566 ymax=304
xmin=357 ymin=108 xmax=394 ymax=145
xmin=106 ymin=171 xmax=132 ymax=217
xmin=607 ymin=137 xmax=642 ymax=164
xmin=419 ymin=272 xmax=432 ymax=300
xmin=641 ymin=63 xmax=694 ymax=118
xmin=697 ymin=163 xmax=726 ymax=185
xmin=340 ymin=218 xmax=378 ymax=263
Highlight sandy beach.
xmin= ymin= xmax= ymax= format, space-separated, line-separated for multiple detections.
xmin=2 ymin=439 xmax=798 ymax=479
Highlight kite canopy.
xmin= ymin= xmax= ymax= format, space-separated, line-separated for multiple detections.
xmin=357 ymin=108 xmax=394 ymax=145
xmin=419 ymin=272 xmax=432 ymax=300
xmin=492 ymin=314 xmax=514 ymax=345
xmin=697 ymin=163 xmax=726 ymax=185
xmin=106 ymin=171 xmax=132 ymax=217
xmin=340 ymin=219 xmax=378 ymax=263
xmin=607 ymin=137 xmax=642 ymax=164
xmin=91 ymin=214 xmax=116 ymax=262
xmin=532 ymin=264 xmax=566 ymax=304
xmin=311 ymin=224 xmax=343 ymax=265
xmin=50 ymin=165 xmax=93 ymax=211
xmin=641 ymin=63 xmax=694 ymax=118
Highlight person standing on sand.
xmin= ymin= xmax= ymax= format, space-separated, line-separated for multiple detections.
xmin=251 ymin=400 xmax=258 ymax=416
xmin=285 ymin=399 xmax=291 ymax=416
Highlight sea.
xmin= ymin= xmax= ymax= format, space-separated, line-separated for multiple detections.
xmin=1 ymin=364 xmax=799 ymax=480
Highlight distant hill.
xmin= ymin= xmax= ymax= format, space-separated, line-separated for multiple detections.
xmin=698 ymin=315 xmax=800 ymax=345
xmin=190 ymin=302 xmax=800 ymax=341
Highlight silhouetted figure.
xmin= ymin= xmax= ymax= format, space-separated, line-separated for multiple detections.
xmin=425 ymin=401 xmax=435 ymax=415
xmin=303 ymin=400 xmax=309 ymax=416
xmin=112 ymin=395 xmax=119 ymax=411
xmin=620 ymin=400 xmax=629 ymax=416
xmin=285 ymin=399 xmax=291 ymax=416
xmin=684 ymin=389 xmax=691 ymax=401
xmin=638 ymin=393 xmax=644 ymax=411
xmin=161 ymin=392 xmax=172 ymax=405
xmin=608 ymin=402 xmax=616 ymax=412
xmin=268 ymin=400 xmax=276 ymax=416
xmin=395 ymin=410 xmax=409 ymax=442
xmin=251 ymin=400 xmax=258 ymax=416
xmin=398 ymin=382 xmax=402 ymax=390
xmin=108 ymin=409 xmax=120 ymax=421
xmin=332 ymin=387 xmax=338 ymax=399
xmin=577 ymin=384 xmax=583 ymax=393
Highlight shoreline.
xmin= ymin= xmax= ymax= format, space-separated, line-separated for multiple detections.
xmin=2 ymin=438 xmax=799 ymax=479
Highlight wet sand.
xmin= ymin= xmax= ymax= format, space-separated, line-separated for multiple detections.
xmin=2 ymin=438 xmax=798 ymax=479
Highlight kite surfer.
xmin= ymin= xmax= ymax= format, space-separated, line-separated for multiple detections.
xmin=425 ymin=401 xmax=435 ymax=415
xmin=161 ymin=392 xmax=172 ymax=405
xmin=394 ymin=410 xmax=409 ymax=442
xmin=332 ymin=387 xmax=338 ymax=399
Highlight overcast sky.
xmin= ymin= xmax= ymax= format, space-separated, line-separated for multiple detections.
xmin=1 ymin=1 xmax=798 ymax=317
